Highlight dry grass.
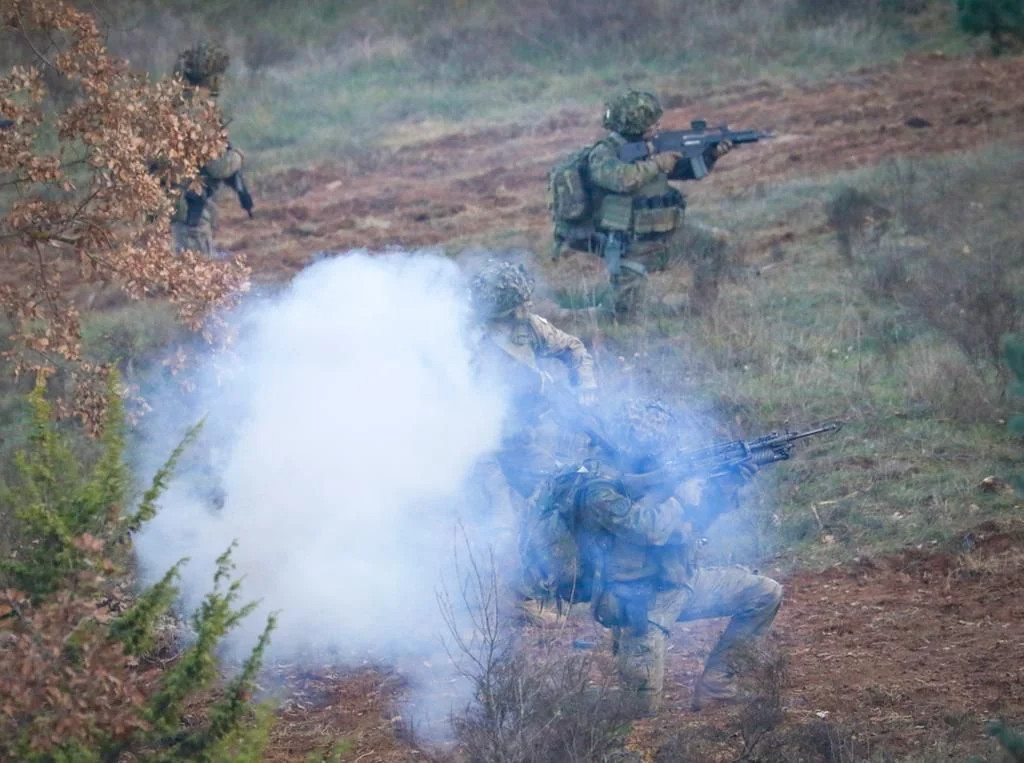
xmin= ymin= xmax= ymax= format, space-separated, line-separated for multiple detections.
xmin=19 ymin=0 xmax=963 ymax=169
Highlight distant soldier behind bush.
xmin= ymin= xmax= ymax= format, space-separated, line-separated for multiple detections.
xmin=171 ymin=42 xmax=253 ymax=257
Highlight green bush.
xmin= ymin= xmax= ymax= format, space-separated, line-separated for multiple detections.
xmin=956 ymin=0 xmax=1024 ymax=53
xmin=1005 ymin=334 xmax=1024 ymax=492
xmin=0 ymin=374 xmax=275 ymax=761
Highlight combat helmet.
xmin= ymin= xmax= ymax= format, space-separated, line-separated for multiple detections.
xmin=602 ymin=91 xmax=663 ymax=136
xmin=612 ymin=397 xmax=677 ymax=462
xmin=175 ymin=42 xmax=230 ymax=96
xmin=470 ymin=261 xmax=535 ymax=319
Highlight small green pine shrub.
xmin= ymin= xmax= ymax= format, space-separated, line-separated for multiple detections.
xmin=0 ymin=374 xmax=129 ymax=599
xmin=0 ymin=374 xmax=275 ymax=762
xmin=986 ymin=719 xmax=1024 ymax=761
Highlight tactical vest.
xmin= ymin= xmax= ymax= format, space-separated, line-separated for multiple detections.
xmin=595 ymin=167 xmax=684 ymax=238
xmin=552 ymin=134 xmax=685 ymax=251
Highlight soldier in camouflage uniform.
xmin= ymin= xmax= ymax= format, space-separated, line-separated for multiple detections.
xmin=470 ymin=261 xmax=599 ymax=625
xmin=171 ymin=43 xmax=252 ymax=256
xmin=470 ymin=261 xmax=598 ymax=502
xmin=554 ymin=91 xmax=732 ymax=314
xmin=573 ymin=399 xmax=782 ymax=713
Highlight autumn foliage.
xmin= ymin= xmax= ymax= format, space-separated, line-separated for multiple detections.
xmin=0 ymin=2 xmax=271 ymax=757
xmin=0 ymin=377 xmax=274 ymax=761
xmin=0 ymin=0 xmax=250 ymax=430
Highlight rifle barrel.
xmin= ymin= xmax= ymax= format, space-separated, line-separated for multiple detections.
xmin=788 ymin=421 xmax=843 ymax=441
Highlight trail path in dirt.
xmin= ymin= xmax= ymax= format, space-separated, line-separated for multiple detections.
xmin=221 ymin=53 xmax=1024 ymax=283
xmin=251 ymin=52 xmax=1024 ymax=761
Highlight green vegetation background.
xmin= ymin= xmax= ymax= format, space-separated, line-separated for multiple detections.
xmin=2 ymin=0 xmax=1022 ymax=572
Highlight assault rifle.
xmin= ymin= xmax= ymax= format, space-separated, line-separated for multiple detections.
xmin=678 ymin=421 xmax=842 ymax=477
xmin=225 ymin=169 xmax=254 ymax=217
xmin=617 ymin=120 xmax=774 ymax=179
xmin=619 ymin=421 xmax=842 ymax=501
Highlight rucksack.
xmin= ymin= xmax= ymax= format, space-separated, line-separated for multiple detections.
xmin=548 ymin=145 xmax=594 ymax=224
xmin=520 ymin=463 xmax=611 ymax=605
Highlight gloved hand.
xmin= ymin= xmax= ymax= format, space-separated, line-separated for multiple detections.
xmin=713 ymin=139 xmax=733 ymax=158
xmin=733 ymin=461 xmax=759 ymax=483
xmin=679 ymin=477 xmax=706 ymax=507
xmin=652 ymin=151 xmax=683 ymax=174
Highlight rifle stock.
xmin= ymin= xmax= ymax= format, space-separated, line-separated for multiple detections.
xmin=226 ymin=171 xmax=254 ymax=217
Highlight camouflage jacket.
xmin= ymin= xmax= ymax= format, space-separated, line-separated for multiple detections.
xmin=587 ymin=133 xmax=666 ymax=194
xmin=171 ymin=141 xmax=244 ymax=225
xmin=477 ymin=310 xmax=597 ymax=392
xmin=585 ymin=133 xmax=683 ymax=239
xmin=575 ymin=467 xmax=699 ymax=588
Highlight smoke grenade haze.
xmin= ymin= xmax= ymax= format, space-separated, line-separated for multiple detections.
xmin=135 ymin=251 xmax=510 ymax=729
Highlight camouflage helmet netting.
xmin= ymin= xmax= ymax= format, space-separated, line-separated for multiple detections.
xmin=471 ymin=261 xmax=535 ymax=318
xmin=602 ymin=90 xmax=663 ymax=135
xmin=176 ymin=42 xmax=230 ymax=91
xmin=614 ymin=398 xmax=677 ymax=454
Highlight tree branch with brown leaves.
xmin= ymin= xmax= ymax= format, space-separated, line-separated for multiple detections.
xmin=0 ymin=0 xmax=251 ymax=432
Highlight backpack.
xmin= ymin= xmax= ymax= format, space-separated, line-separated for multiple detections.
xmin=520 ymin=463 xmax=610 ymax=605
xmin=548 ymin=145 xmax=594 ymax=225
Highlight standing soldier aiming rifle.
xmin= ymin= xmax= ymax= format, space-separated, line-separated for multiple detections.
xmin=550 ymin=90 xmax=770 ymax=314
xmin=171 ymin=43 xmax=253 ymax=257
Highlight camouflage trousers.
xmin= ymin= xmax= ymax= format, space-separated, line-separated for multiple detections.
xmin=171 ymin=219 xmax=214 ymax=257
xmin=611 ymin=565 xmax=782 ymax=713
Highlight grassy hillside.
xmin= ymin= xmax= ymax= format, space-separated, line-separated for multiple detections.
xmin=81 ymin=0 xmax=975 ymax=168
xmin=1 ymin=0 xmax=1018 ymax=569
xmin=3 ymin=2 xmax=1024 ymax=760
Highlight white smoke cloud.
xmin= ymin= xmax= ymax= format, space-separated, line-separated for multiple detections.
xmin=134 ymin=250 xmax=511 ymax=734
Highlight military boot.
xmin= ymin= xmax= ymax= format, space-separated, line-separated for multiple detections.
xmin=691 ymin=666 xmax=745 ymax=711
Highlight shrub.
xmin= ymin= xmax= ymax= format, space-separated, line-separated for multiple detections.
xmin=0 ymin=0 xmax=249 ymax=432
xmin=0 ymin=374 xmax=129 ymax=599
xmin=439 ymin=535 xmax=633 ymax=762
xmin=450 ymin=649 xmax=634 ymax=763
xmin=824 ymin=186 xmax=890 ymax=266
xmin=1005 ymin=334 xmax=1024 ymax=491
xmin=0 ymin=375 xmax=274 ymax=761
xmin=986 ymin=720 xmax=1024 ymax=761
xmin=956 ymin=0 xmax=1024 ymax=53
xmin=902 ymin=242 xmax=1023 ymax=373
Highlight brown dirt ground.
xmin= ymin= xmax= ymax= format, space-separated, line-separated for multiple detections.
xmin=630 ymin=518 xmax=1024 ymax=760
xmin=243 ymin=53 xmax=1024 ymax=761
xmin=261 ymin=520 xmax=1024 ymax=761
